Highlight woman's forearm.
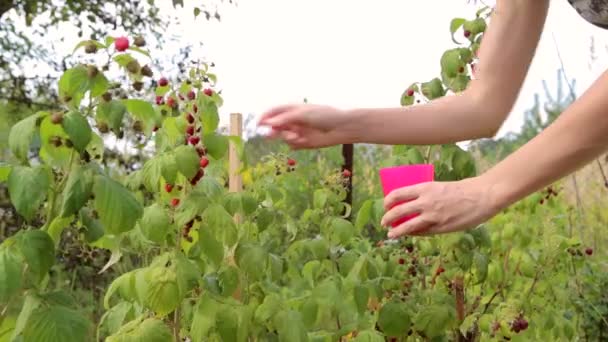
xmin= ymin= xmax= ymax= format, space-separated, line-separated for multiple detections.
xmin=344 ymin=92 xmax=495 ymax=145
xmin=484 ymin=70 xmax=608 ymax=212
xmin=342 ymin=0 xmax=549 ymax=146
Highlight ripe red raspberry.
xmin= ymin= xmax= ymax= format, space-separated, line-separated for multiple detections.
xmin=190 ymin=169 xmax=204 ymax=185
xmin=186 ymin=125 xmax=195 ymax=136
xmin=406 ymin=89 xmax=414 ymax=97
xmin=158 ymin=77 xmax=169 ymax=87
xmin=114 ymin=36 xmax=129 ymax=52
xmin=189 ymin=136 xmax=200 ymax=145
xmin=188 ymin=90 xmax=196 ymax=100
xmin=152 ymin=125 xmax=159 ymax=132
xmin=166 ymin=97 xmax=176 ymax=108
xmin=464 ymin=30 xmax=471 ymax=38
xmin=585 ymin=247 xmax=593 ymax=256
xmin=203 ymin=88 xmax=213 ymax=96
xmin=398 ymin=258 xmax=405 ymax=265
xmin=436 ymin=266 xmax=445 ymax=275
xmin=193 ymin=104 xmax=198 ymax=113
xmin=200 ymin=157 xmax=209 ymax=168
xmin=186 ymin=113 xmax=195 ymax=124
xmin=165 ymin=184 xmax=173 ymax=193
xmin=179 ymin=94 xmax=185 ymax=101
xmin=155 ymin=96 xmax=164 ymax=105
xmin=171 ymin=198 xmax=180 ymax=207
xmin=287 ymin=158 xmax=296 ymax=166
xmin=342 ymin=169 xmax=351 ymax=178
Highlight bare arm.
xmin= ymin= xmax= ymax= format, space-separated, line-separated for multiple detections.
xmin=484 ymin=69 xmax=608 ymax=212
xmin=345 ymin=0 xmax=550 ymax=145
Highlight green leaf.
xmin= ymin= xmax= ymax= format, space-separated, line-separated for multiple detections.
xmin=58 ymin=66 xmax=89 ymax=107
xmin=8 ymin=112 xmax=42 ymax=162
xmin=352 ymin=330 xmax=385 ymax=342
xmin=325 ymin=218 xmax=354 ymax=246
xmin=216 ymin=306 xmax=239 ymax=341
xmin=199 ymin=96 xmax=219 ymax=133
xmin=204 ymin=133 xmax=229 ymax=160
xmin=93 ymin=175 xmax=144 ymax=235
xmin=201 ymin=204 xmax=237 ymax=247
xmin=98 ymin=302 xmax=135 ymax=338
xmin=141 ymin=266 xmax=182 ymax=316
xmin=236 ymin=244 xmax=268 ymax=281
xmin=11 ymin=293 xmax=41 ymax=340
xmin=47 ymin=216 xmax=73 ymax=246
xmin=218 ymin=265 xmax=240 ymax=297
xmin=141 ymin=156 xmax=164 ymax=192
xmin=421 ymin=77 xmax=446 ymax=100
xmin=353 ymin=285 xmax=369 ymax=314
xmin=255 ymin=294 xmax=281 ymax=323
xmin=39 ymin=115 xmax=72 ymax=168
xmin=407 ymin=147 xmax=425 ymax=164
xmin=123 ymin=99 xmax=159 ymax=135
xmin=450 ymin=18 xmax=466 ymax=43
xmin=194 ymin=7 xmax=201 ymax=17
xmin=273 ymin=310 xmax=308 ymax=342
xmin=174 ymin=145 xmax=200 ymax=180
xmin=0 ymin=249 xmax=23 ymax=303
xmin=16 ymin=230 xmax=55 ymax=284
xmin=61 ymin=111 xmax=92 ymax=152
xmin=8 ymin=165 xmax=50 ymax=221
xmin=72 ymin=39 xmax=105 ymax=54
xmin=79 ymin=208 xmax=104 ymax=243
xmin=378 ymin=301 xmax=410 ymax=336
xmin=413 ymin=305 xmax=456 ymax=338
xmin=139 ymin=203 xmax=171 ymax=244
xmin=22 ymin=305 xmax=92 ymax=342
xmin=440 ymin=49 xmax=462 ymax=78
xmin=106 ymin=316 xmax=172 ymax=342
xmin=473 ymin=252 xmax=489 ymax=284
xmin=97 ymin=100 xmax=127 ymax=132
xmin=198 ymin=228 xmax=224 ymax=267
xmin=60 ymin=164 xmax=93 ymax=217
xmin=174 ymin=191 xmax=210 ymax=227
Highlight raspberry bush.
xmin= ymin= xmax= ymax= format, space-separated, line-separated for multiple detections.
xmin=0 ymin=5 xmax=605 ymax=342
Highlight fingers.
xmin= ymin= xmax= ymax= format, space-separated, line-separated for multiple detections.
xmin=380 ymin=200 xmax=421 ymax=227
xmin=258 ymin=104 xmax=298 ymax=125
xmin=384 ymin=183 xmax=425 ymax=210
xmin=259 ymin=104 xmax=308 ymax=129
xmin=387 ymin=215 xmax=434 ymax=239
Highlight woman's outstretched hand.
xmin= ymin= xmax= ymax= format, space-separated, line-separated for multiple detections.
xmin=257 ymin=104 xmax=354 ymax=149
xmin=381 ymin=176 xmax=502 ymax=239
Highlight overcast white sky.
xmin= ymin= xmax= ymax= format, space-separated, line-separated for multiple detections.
xmin=155 ymin=0 xmax=608 ymax=139
xmin=27 ymin=0 xmax=608 ymax=141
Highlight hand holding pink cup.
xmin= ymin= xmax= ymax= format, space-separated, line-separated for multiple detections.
xmin=379 ymin=164 xmax=435 ymax=228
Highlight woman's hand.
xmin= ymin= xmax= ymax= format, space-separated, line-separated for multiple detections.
xmin=257 ymin=104 xmax=354 ymax=149
xmin=380 ymin=176 xmax=502 ymax=239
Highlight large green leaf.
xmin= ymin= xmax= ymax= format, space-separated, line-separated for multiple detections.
xmin=58 ymin=65 xmax=108 ymax=107
xmin=413 ymin=305 xmax=456 ymax=339
xmin=8 ymin=112 xmax=43 ymax=162
xmin=273 ymin=310 xmax=308 ymax=342
xmin=139 ymin=203 xmax=171 ymax=244
xmin=16 ymin=230 xmax=55 ymax=284
xmin=93 ymin=175 xmax=143 ymax=235
xmin=174 ymin=145 xmax=200 ymax=180
xmin=22 ymin=305 xmax=92 ymax=342
xmin=199 ymin=96 xmax=219 ymax=133
xmin=60 ymin=164 xmax=93 ymax=218
xmin=106 ymin=316 xmax=172 ymax=342
xmin=204 ymin=133 xmax=229 ymax=160
xmin=377 ymin=301 xmax=411 ymax=337
xmin=8 ymin=166 xmax=50 ymax=221
xmin=0 ymin=249 xmax=23 ymax=303
xmin=39 ymin=115 xmax=72 ymax=168
xmin=97 ymin=100 xmax=127 ymax=132
xmin=61 ymin=111 xmax=92 ymax=153
xmin=141 ymin=266 xmax=182 ymax=316
xmin=123 ymin=99 xmax=159 ymax=135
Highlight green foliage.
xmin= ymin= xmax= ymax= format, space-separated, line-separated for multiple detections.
xmin=0 ymin=6 xmax=605 ymax=341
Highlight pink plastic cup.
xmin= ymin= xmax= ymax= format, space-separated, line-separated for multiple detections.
xmin=379 ymin=164 xmax=434 ymax=228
